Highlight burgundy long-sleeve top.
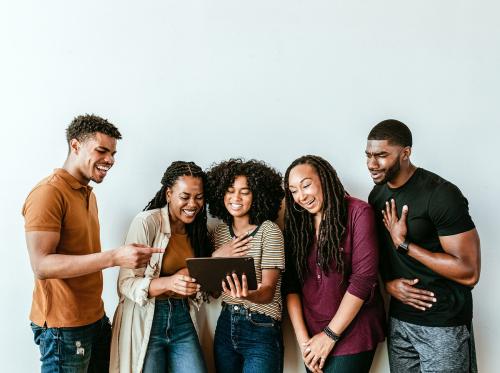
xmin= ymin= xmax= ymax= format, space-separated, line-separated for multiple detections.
xmin=284 ymin=196 xmax=386 ymax=356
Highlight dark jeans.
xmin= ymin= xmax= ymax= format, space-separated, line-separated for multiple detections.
xmin=214 ymin=303 xmax=283 ymax=373
xmin=306 ymin=349 xmax=375 ymax=373
xmin=30 ymin=315 xmax=111 ymax=373
xmin=142 ymin=298 xmax=207 ymax=373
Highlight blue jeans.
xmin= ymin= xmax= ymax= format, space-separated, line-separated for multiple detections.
xmin=214 ymin=303 xmax=283 ymax=373
xmin=142 ymin=298 xmax=207 ymax=373
xmin=30 ymin=315 xmax=111 ymax=373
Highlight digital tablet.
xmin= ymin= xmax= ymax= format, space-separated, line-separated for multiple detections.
xmin=186 ymin=257 xmax=257 ymax=293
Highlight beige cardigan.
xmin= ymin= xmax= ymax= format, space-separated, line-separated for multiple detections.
xmin=109 ymin=206 xmax=171 ymax=373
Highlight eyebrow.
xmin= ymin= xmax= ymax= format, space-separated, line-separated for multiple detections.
xmin=289 ymin=177 xmax=312 ymax=188
xmin=365 ymin=150 xmax=388 ymax=156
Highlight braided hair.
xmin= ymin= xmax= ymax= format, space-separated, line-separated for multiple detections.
xmin=144 ymin=161 xmax=211 ymax=257
xmin=284 ymin=155 xmax=348 ymax=281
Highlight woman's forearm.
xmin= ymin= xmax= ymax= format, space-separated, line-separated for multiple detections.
xmin=327 ymin=291 xmax=364 ymax=335
xmin=286 ymin=293 xmax=310 ymax=345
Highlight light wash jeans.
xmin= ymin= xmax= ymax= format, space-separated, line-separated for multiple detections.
xmin=142 ymin=298 xmax=207 ymax=373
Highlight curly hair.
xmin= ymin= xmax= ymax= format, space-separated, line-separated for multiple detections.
xmin=284 ymin=155 xmax=348 ymax=281
xmin=144 ymin=161 xmax=211 ymax=257
xmin=206 ymin=159 xmax=284 ymax=226
xmin=66 ymin=114 xmax=122 ymax=145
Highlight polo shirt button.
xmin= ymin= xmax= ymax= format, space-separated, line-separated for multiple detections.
xmin=234 ymin=306 xmax=239 ymax=311
xmin=317 ymin=274 xmax=321 ymax=279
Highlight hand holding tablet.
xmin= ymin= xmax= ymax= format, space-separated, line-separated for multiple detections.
xmin=222 ymin=272 xmax=261 ymax=298
xmin=186 ymin=257 xmax=258 ymax=293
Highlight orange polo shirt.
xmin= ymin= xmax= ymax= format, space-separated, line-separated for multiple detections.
xmin=22 ymin=169 xmax=104 ymax=327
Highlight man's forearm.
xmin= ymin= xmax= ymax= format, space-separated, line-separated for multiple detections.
xmin=407 ymin=243 xmax=478 ymax=286
xmin=33 ymin=251 xmax=115 ymax=280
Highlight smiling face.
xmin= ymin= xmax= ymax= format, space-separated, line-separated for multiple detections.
xmin=365 ymin=139 xmax=409 ymax=185
xmin=288 ymin=163 xmax=324 ymax=216
xmin=167 ymin=176 xmax=204 ymax=226
xmin=224 ymin=175 xmax=253 ymax=219
xmin=71 ymin=132 xmax=117 ymax=184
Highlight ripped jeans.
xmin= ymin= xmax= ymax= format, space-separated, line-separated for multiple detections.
xmin=30 ymin=315 xmax=111 ymax=373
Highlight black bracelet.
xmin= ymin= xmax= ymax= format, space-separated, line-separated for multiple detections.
xmin=323 ymin=326 xmax=341 ymax=342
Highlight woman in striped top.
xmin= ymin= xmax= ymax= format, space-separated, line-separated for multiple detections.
xmin=206 ymin=159 xmax=285 ymax=373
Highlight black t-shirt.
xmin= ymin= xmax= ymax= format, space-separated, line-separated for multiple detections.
xmin=369 ymin=168 xmax=476 ymax=326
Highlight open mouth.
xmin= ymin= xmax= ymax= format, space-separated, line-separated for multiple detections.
xmin=229 ymin=203 xmax=243 ymax=210
xmin=302 ymin=198 xmax=316 ymax=208
xmin=95 ymin=164 xmax=111 ymax=177
xmin=182 ymin=208 xmax=197 ymax=217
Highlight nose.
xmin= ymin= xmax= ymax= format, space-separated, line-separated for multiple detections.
xmin=367 ymin=156 xmax=377 ymax=170
xmin=296 ymin=189 xmax=307 ymax=203
xmin=104 ymin=153 xmax=115 ymax=165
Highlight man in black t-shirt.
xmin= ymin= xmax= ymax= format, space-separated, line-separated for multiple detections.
xmin=365 ymin=119 xmax=481 ymax=373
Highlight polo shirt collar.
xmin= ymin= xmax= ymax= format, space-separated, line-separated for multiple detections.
xmin=54 ymin=168 xmax=92 ymax=191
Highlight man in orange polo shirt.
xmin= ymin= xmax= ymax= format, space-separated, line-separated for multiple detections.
xmin=22 ymin=114 xmax=164 ymax=373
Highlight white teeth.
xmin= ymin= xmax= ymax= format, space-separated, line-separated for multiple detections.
xmin=230 ymin=203 xmax=243 ymax=209
xmin=96 ymin=165 xmax=110 ymax=171
xmin=182 ymin=209 xmax=196 ymax=216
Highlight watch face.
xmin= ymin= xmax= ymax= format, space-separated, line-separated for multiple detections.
xmin=397 ymin=240 xmax=409 ymax=253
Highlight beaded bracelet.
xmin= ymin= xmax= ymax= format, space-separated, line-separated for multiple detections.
xmin=323 ymin=326 xmax=341 ymax=342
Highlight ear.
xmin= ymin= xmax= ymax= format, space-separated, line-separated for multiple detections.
xmin=165 ymin=188 xmax=172 ymax=203
xmin=69 ymin=139 xmax=81 ymax=155
xmin=402 ymin=146 xmax=412 ymax=161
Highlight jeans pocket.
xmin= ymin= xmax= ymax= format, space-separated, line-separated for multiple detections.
xmin=30 ymin=322 xmax=46 ymax=356
xmin=247 ymin=313 xmax=275 ymax=328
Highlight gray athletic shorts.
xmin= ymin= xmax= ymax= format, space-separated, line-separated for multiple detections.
xmin=388 ymin=317 xmax=477 ymax=373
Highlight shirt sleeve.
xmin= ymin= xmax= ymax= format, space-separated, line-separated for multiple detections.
xmin=117 ymin=213 xmax=156 ymax=307
xmin=22 ymin=184 xmax=65 ymax=232
xmin=428 ymin=182 xmax=475 ymax=236
xmin=261 ymin=221 xmax=285 ymax=270
xmin=346 ymin=204 xmax=380 ymax=301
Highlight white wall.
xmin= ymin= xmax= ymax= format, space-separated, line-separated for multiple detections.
xmin=1 ymin=1 xmax=499 ymax=371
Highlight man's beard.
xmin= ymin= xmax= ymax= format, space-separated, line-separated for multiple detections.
xmin=375 ymin=160 xmax=401 ymax=185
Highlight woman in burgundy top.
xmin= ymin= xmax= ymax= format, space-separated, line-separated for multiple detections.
xmin=283 ymin=155 xmax=385 ymax=373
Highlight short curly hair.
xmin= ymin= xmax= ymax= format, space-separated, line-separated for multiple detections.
xmin=206 ymin=159 xmax=284 ymax=225
xmin=66 ymin=114 xmax=122 ymax=145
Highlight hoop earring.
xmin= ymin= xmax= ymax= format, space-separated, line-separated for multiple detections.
xmin=293 ymin=203 xmax=305 ymax=213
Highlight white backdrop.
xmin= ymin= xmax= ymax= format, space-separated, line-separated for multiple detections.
xmin=1 ymin=1 xmax=499 ymax=372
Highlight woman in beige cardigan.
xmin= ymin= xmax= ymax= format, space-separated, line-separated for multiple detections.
xmin=110 ymin=161 xmax=211 ymax=373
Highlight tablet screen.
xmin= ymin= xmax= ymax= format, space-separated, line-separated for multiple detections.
xmin=186 ymin=257 xmax=257 ymax=293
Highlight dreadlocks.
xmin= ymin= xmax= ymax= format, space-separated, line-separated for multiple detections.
xmin=284 ymin=155 xmax=348 ymax=281
xmin=144 ymin=161 xmax=211 ymax=257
